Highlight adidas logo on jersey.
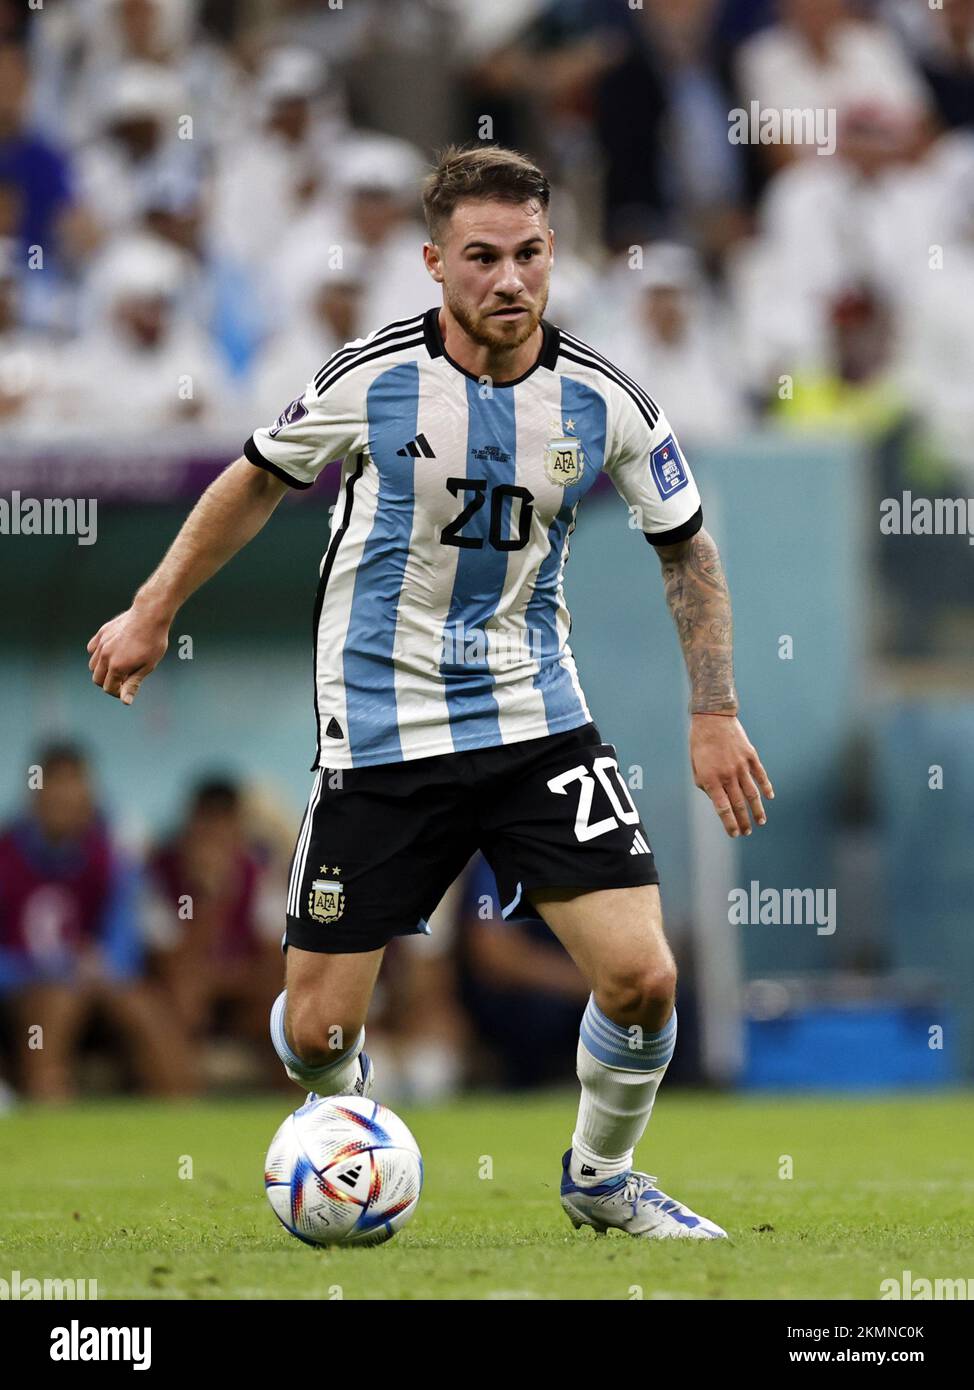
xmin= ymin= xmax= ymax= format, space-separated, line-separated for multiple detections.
xmin=630 ymin=831 xmax=652 ymax=856
xmin=396 ymin=432 xmax=435 ymax=458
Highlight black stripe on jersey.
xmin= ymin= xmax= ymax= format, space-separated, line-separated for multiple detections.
xmin=559 ymin=329 xmax=661 ymax=423
xmin=643 ymin=505 xmax=704 ymax=548
xmin=558 ymin=345 xmax=659 ymax=435
xmin=244 ymin=435 xmax=313 ymax=489
xmin=313 ymin=315 xmax=426 ymax=394
xmin=557 ymin=332 xmax=661 ymax=431
xmin=312 ymin=331 xmax=426 ymax=402
xmin=310 ymin=452 xmax=366 ymax=770
xmin=313 ymin=312 xmax=425 ymax=390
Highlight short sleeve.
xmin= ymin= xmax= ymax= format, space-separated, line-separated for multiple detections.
xmin=605 ymin=394 xmax=703 ymax=546
xmin=244 ymin=356 xmax=368 ymax=489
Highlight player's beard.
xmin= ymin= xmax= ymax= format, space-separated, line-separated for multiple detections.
xmin=445 ymin=279 xmax=549 ymax=354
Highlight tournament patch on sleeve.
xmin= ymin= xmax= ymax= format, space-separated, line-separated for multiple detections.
xmin=649 ymin=434 xmax=689 ymax=499
xmin=268 ymin=394 xmax=309 ymax=438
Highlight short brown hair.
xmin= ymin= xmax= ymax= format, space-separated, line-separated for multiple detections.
xmin=422 ymin=143 xmax=550 ymax=243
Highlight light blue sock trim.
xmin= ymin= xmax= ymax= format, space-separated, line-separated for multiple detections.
xmin=580 ymin=995 xmax=676 ymax=1071
xmin=269 ymin=990 xmax=365 ymax=1083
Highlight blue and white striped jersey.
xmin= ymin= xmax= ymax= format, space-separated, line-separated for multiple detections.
xmin=244 ymin=308 xmax=703 ymax=769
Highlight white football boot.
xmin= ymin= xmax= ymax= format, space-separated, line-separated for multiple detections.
xmin=560 ymin=1150 xmax=727 ymax=1239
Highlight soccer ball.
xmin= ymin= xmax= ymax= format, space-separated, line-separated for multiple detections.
xmin=264 ymin=1094 xmax=423 ymax=1247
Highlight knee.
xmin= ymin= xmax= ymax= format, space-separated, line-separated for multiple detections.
xmin=596 ymin=959 xmax=677 ymax=1022
xmin=285 ymin=996 xmax=361 ymax=1067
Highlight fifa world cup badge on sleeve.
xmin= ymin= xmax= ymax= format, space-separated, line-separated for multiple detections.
xmin=544 ymin=432 xmax=584 ymax=486
xmin=650 ymin=434 xmax=688 ymax=498
xmin=269 ymin=395 xmax=309 ymax=438
xmin=308 ymin=867 xmax=345 ymax=924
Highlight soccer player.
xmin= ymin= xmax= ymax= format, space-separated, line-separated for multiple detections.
xmin=88 ymin=144 xmax=773 ymax=1239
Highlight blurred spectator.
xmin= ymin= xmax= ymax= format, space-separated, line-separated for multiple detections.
xmin=250 ymin=244 xmax=367 ymax=423
xmin=0 ymin=744 xmax=192 ymax=1100
xmin=210 ymin=46 xmax=345 ymax=280
xmin=608 ymin=242 xmax=750 ymax=441
xmin=273 ymin=131 xmax=430 ymax=331
xmin=0 ymin=44 xmax=72 ymax=253
xmin=456 ymin=855 xmax=590 ymax=1089
xmin=141 ymin=167 xmax=266 ymax=378
xmin=883 ymin=0 xmax=974 ymax=131
xmin=75 ymin=61 xmax=200 ymax=240
xmin=31 ymin=0 xmax=245 ymax=151
xmin=0 ymin=41 xmax=99 ymax=329
xmin=459 ymin=0 xmax=666 ymax=248
xmin=736 ymin=0 xmax=932 ymax=170
xmin=143 ymin=778 xmax=284 ymax=1086
xmin=725 ymin=110 xmax=961 ymax=394
xmin=0 ymin=237 xmax=59 ymax=434
xmin=770 ymin=282 xmax=905 ymax=434
xmin=918 ymin=0 xmax=974 ymax=129
xmin=632 ymin=0 xmax=748 ymax=258
xmin=60 ymin=233 xmax=235 ymax=435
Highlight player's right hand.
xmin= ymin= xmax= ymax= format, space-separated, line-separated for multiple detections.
xmin=86 ymin=606 xmax=169 ymax=705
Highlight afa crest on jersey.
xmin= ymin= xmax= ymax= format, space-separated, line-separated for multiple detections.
xmin=544 ymin=434 xmax=584 ymax=486
xmin=308 ymin=869 xmax=345 ymax=924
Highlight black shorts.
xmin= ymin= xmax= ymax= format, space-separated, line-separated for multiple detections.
xmin=284 ymin=721 xmax=659 ymax=954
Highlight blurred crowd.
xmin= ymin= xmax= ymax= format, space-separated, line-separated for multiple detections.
xmin=0 ymin=746 xmax=693 ymax=1105
xmin=0 ymin=0 xmax=971 ymax=477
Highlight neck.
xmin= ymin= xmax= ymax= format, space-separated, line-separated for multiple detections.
xmin=438 ymin=305 xmax=543 ymax=383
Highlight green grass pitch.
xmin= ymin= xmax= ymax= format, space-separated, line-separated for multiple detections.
xmin=1 ymin=1091 xmax=972 ymax=1300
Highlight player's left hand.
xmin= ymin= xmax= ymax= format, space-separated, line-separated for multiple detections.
xmin=689 ymin=713 xmax=773 ymax=838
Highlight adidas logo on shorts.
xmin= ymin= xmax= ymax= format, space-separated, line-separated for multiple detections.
xmin=630 ymin=831 xmax=651 ymax=856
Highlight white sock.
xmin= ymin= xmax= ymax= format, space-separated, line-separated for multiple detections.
xmin=269 ymin=989 xmax=366 ymax=1094
xmin=570 ymin=996 xmax=676 ymax=1186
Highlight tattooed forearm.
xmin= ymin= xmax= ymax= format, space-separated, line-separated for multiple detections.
xmin=656 ymin=527 xmax=738 ymax=715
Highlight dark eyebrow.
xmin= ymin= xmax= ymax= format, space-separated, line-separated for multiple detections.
xmin=462 ymin=236 xmax=545 ymax=253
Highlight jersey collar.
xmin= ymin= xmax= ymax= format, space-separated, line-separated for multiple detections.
xmin=422 ymin=306 xmax=560 ymax=386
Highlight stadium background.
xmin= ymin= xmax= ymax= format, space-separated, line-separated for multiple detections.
xmin=1 ymin=0 xmax=973 ymax=1112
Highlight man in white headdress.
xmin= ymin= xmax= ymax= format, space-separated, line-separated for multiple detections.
xmin=75 ymin=62 xmax=197 ymax=239
xmin=250 ymin=245 xmax=367 ymax=427
xmin=210 ymin=47 xmax=346 ymax=279
xmin=610 ymin=243 xmax=748 ymax=443
xmin=61 ymin=235 xmax=235 ymax=437
xmin=271 ymin=131 xmax=432 ymax=333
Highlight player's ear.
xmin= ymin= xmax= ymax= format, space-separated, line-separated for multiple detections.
xmin=423 ymin=241 xmax=444 ymax=283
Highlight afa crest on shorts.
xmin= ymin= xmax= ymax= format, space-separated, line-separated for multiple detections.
xmin=308 ymin=867 xmax=345 ymax=924
xmin=544 ymin=433 xmax=584 ymax=486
